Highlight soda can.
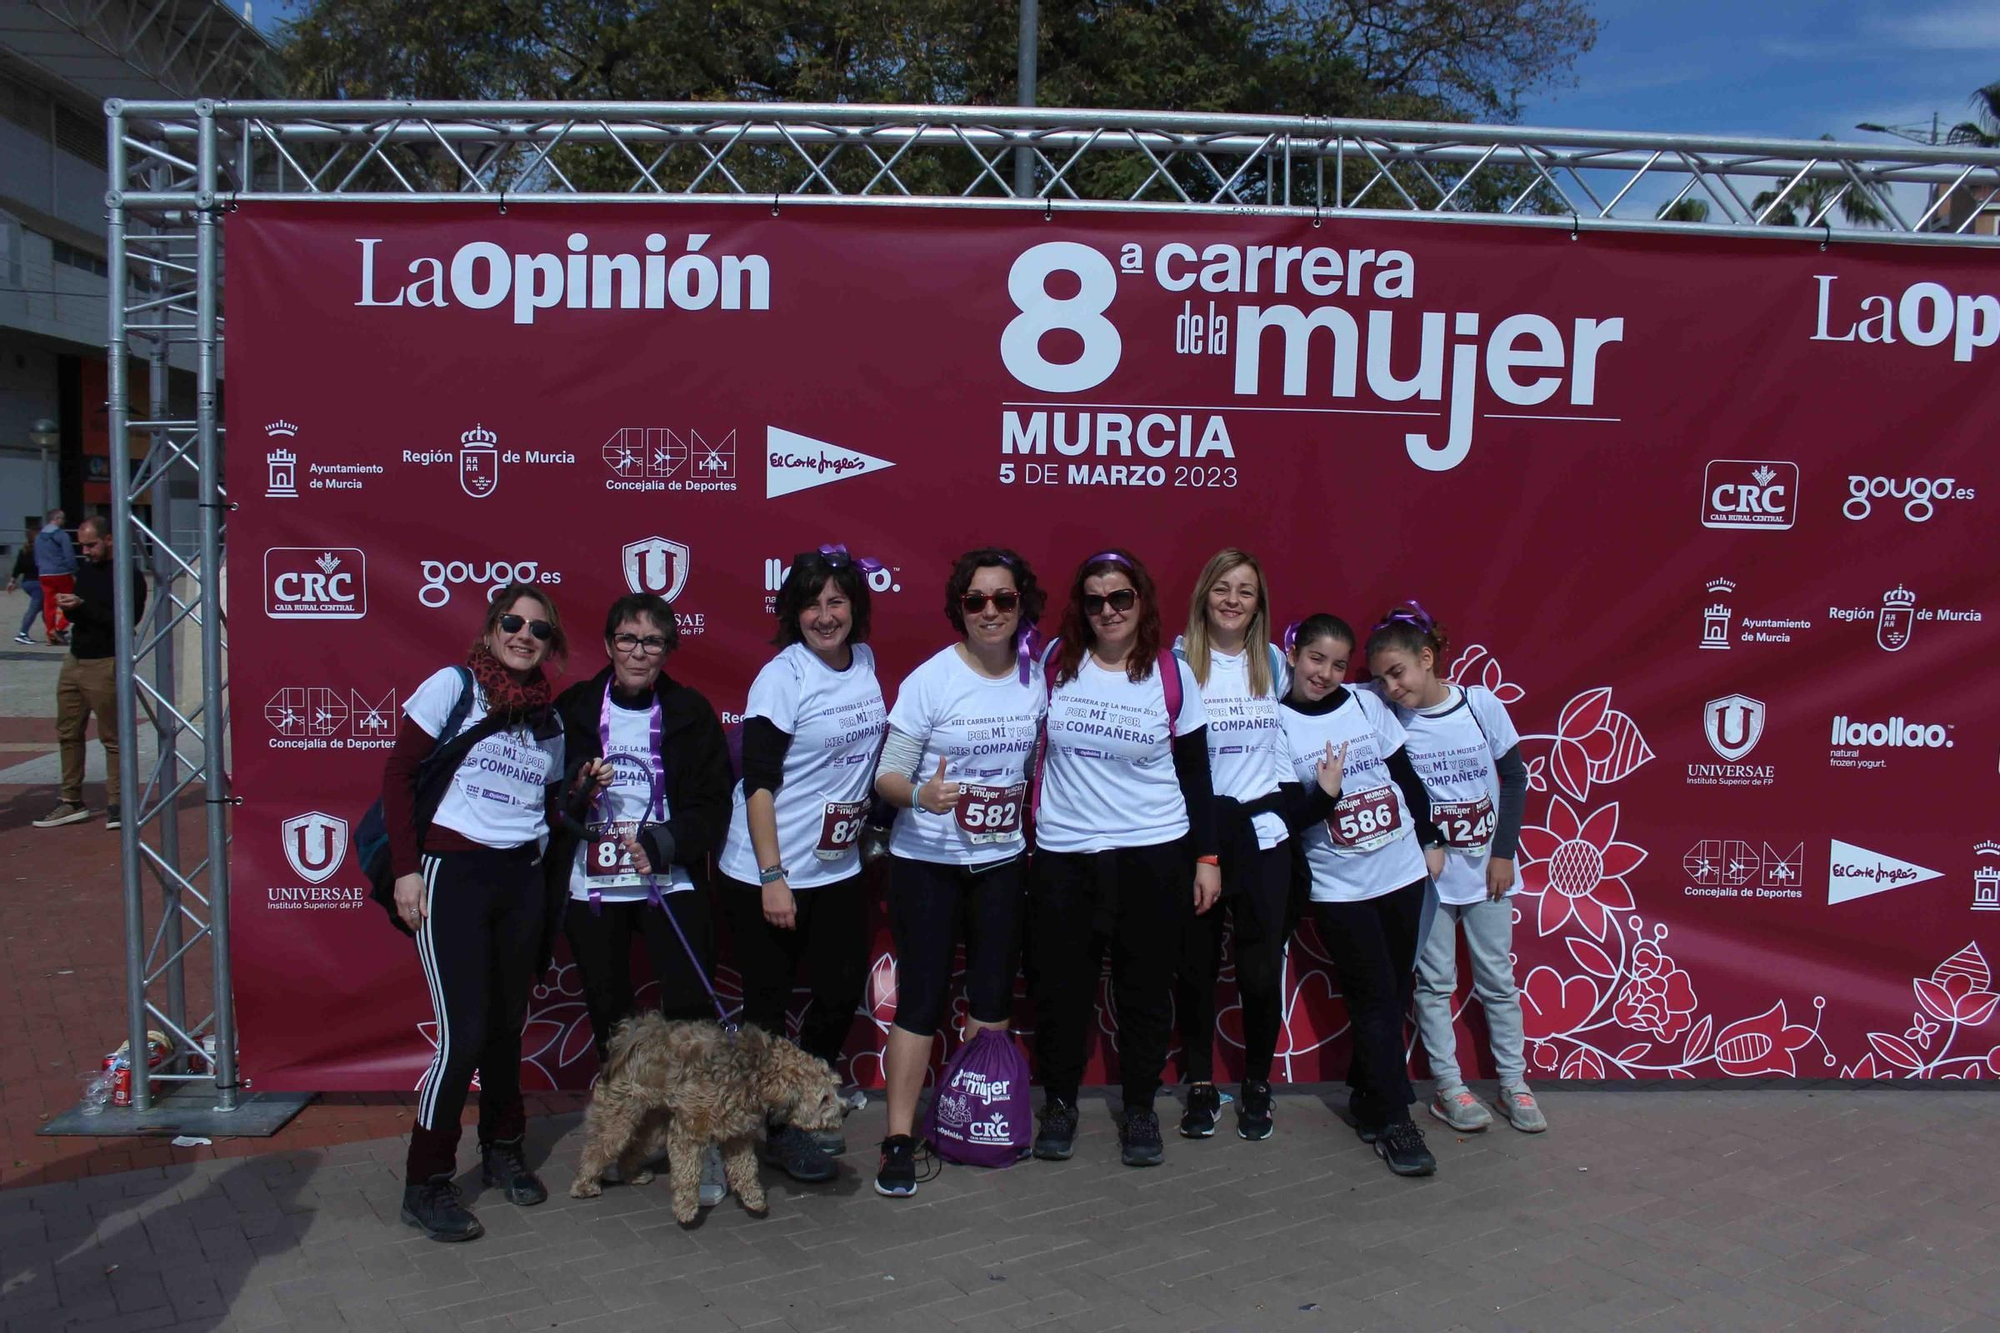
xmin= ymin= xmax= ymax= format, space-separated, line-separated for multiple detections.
xmin=111 ymin=1061 xmax=133 ymax=1108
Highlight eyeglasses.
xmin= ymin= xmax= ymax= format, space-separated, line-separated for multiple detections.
xmin=959 ymin=590 xmax=1021 ymax=614
xmin=498 ymin=613 xmax=554 ymax=641
xmin=1081 ymin=588 xmax=1138 ymax=617
xmin=612 ymin=632 xmax=669 ymax=655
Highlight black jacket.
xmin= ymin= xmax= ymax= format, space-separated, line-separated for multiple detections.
xmin=545 ymin=667 xmax=734 ymax=905
xmin=68 ymin=558 xmax=147 ymax=660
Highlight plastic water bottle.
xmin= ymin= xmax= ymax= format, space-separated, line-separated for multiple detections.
xmin=79 ymin=1071 xmax=113 ymax=1115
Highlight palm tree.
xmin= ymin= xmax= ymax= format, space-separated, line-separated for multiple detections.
xmin=1752 ymin=134 xmax=1885 ymax=227
xmin=1946 ymin=80 xmax=2000 ymax=147
xmin=1657 ymin=197 xmax=1709 ymax=223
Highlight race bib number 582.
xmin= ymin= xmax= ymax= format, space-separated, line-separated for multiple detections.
xmin=954 ymin=782 xmax=1026 ymax=844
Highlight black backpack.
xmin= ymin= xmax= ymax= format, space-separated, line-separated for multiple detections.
xmin=356 ymin=668 xmax=511 ymax=936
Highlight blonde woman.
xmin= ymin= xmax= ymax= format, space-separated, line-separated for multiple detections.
xmin=1171 ymin=549 xmax=1295 ymax=1141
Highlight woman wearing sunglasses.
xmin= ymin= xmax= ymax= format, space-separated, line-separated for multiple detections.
xmin=717 ymin=545 xmax=889 ymax=1185
xmin=382 ymin=583 xmax=574 ymax=1242
xmin=870 ymin=548 xmax=1047 ymax=1197
xmin=1028 ymin=549 xmax=1219 ymax=1169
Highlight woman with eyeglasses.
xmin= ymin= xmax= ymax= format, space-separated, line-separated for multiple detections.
xmin=869 ymin=547 xmax=1047 ymax=1197
xmin=716 ymin=545 xmax=889 ymax=1185
xmin=381 ymin=583 xmax=575 ymax=1242
xmin=1027 ymin=549 xmax=1219 ymax=1169
xmin=548 ymin=592 xmax=733 ymax=1062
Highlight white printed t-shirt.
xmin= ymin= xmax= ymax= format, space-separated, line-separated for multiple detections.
xmin=568 ymin=690 xmax=695 ymax=903
xmin=405 ymin=667 xmax=564 ymax=850
xmin=886 ymin=645 xmax=1046 ymax=866
xmin=1377 ymin=683 xmax=1520 ymax=907
xmin=718 ymin=643 xmax=887 ymax=890
xmin=1176 ymin=639 xmax=1289 ymax=850
xmin=1036 ymin=653 xmax=1207 ymax=855
xmin=1279 ymin=687 xmax=1425 ymax=902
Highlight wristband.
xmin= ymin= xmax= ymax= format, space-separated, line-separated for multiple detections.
xmin=1195 ymin=855 xmax=1219 ymax=867
xmin=758 ymin=865 xmax=788 ymax=884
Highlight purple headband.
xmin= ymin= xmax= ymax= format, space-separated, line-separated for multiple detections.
xmin=814 ymin=543 xmax=883 ymax=575
xmin=1085 ymin=550 xmax=1131 ymax=569
xmin=1373 ymin=600 xmax=1435 ymax=635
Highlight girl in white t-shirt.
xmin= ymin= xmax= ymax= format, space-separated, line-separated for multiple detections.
xmin=1170 ymin=547 xmax=1295 ymax=1143
xmin=870 ymin=547 xmax=1047 ymax=1197
xmin=1365 ymin=603 xmax=1543 ymax=1135
xmin=1027 ymin=549 xmax=1220 ymax=1170
xmin=381 ymin=583 xmax=575 ymax=1241
xmin=717 ymin=546 xmax=888 ymax=1184
xmin=1279 ymin=613 xmax=1445 ymax=1179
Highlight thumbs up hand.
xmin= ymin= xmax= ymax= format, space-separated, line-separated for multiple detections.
xmin=917 ymin=757 xmax=961 ymax=814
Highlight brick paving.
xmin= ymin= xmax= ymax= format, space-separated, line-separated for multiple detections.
xmin=4 ymin=1088 xmax=2000 ymax=1331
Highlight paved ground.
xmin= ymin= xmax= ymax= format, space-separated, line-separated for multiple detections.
xmin=7 ymin=1088 xmax=2000 ymax=1332
xmin=7 ymin=587 xmax=2000 ymax=1331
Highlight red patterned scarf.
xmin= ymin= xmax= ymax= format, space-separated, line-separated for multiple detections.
xmin=467 ymin=641 xmax=551 ymax=722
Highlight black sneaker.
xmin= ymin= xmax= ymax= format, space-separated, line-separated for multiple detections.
xmin=401 ymin=1175 xmax=484 ymax=1241
xmin=1374 ymin=1121 xmax=1437 ymax=1177
xmin=104 ymin=806 xmax=121 ymax=831
xmin=1178 ymin=1084 xmax=1220 ymax=1139
xmin=1237 ymin=1079 xmax=1274 ymax=1141
xmin=1120 ymin=1106 xmax=1164 ymax=1167
xmin=479 ymin=1137 xmax=548 ymax=1205
xmin=874 ymin=1134 xmax=917 ymax=1198
xmin=762 ymin=1124 xmax=838 ymax=1182
xmin=1032 ymin=1098 xmax=1079 ymax=1160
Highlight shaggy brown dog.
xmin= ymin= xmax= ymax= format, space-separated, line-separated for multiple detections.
xmin=569 ymin=1014 xmax=844 ymax=1222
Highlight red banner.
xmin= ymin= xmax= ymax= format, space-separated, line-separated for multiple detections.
xmin=224 ymin=203 xmax=1998 ymax=1091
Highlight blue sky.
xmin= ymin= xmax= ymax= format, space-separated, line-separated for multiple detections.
xmin=1517 ymin=0 xmax=2000 ymax=143
xmin=252 ymin=0 xmax=2000 ymax=147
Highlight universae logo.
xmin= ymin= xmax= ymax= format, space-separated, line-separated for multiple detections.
xmin=622 ymin=536 xmax=691 ymax=602
xmin=281 ymin=812 xmax=350 ymax=885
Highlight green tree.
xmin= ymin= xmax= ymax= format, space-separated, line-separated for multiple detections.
xmin=276 ymin=0 xmax=1597 ymax=198
xmin=1945 ymin=79 xmax=2000 ymax=147
xmin=1750 ymin=134 xmax=1884 ymax=228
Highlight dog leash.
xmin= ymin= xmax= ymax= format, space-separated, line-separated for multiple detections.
xmin=648 ymin=884 xmax=738 ymax=1033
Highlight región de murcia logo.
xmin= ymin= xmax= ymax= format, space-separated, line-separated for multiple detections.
xmin=401 ymin=422 xmax=575 ymax=495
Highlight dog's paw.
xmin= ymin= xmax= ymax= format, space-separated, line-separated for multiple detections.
xmin=629 ymin=1168 xmax=654 ymax=1185
xmin=672 ymin=1203 xmax=700 ymax=1224
xmin=740 ymin=1191 xmax=768 ymax=1216
xmin=569 ymin=1178 xmax=603 ymax=1199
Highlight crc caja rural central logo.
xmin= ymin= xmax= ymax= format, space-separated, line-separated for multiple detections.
xmin=264 ymin=547 xmax=367 ymax=620
xmin=1701 ymin=460 xmax=1798 ymax=531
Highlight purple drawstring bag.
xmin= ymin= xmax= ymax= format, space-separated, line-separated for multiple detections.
xmin=923 ymin=1028 xmax=1032 ymax=1167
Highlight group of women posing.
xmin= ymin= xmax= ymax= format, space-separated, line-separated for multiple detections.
xmin=379 ymin=543 xmax=1541 ymax=1242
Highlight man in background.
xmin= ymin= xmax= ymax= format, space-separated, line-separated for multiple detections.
xmin=33 ymin=508 xmax=76 ymax=646
xmin=33 ymin=516 xmax=146 ymax=830
xmin=7 ymin=516 xmax=41 ymax=644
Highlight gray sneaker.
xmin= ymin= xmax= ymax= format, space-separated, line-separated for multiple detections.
xmin=1428 ymin=1086 xmax=1492 ymax=1132
xmin=698 ymin=1146 xmax=727 ymax=1207
xmin=1496 ymin=1085 xmax=1548 ymax=1133
xmin=33 ymin=801 xmax=92 ymax=828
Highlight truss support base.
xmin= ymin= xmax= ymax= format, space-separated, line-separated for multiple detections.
xmin=39 ymin=1087 xmax=314 ymax=1139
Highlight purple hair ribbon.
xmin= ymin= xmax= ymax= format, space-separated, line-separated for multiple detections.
xmin=817 ymin=543 xmax=884 ymax=575
xmin=1281 ymin=620 xmax=1301 ymax=654
xmin=1373 ymin=599 xmax=1434 ymax=633
xmin=1016 ymin=624 xmax=1045 ymax=685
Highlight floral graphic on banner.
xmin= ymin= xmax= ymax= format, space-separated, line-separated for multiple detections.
xmin=482 ymin=643 xmax=1991 ymax=1089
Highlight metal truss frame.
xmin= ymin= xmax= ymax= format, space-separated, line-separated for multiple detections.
xmin=99 ymin=100 xmax=2000 ymax=1117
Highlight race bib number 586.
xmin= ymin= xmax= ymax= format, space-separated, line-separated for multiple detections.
xmin=1327 ymin=784 xmax=1405 ymax=854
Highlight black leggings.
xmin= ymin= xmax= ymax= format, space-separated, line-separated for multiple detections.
xmin=407 ymin=844 xmax=544 ymax=1184
xmin=719 ymin=872 xmax=869 ymax=1070
xmin=887 ymin=854 xmax=1024 ymax=1037
xmin=563 ymin=888 xmax=717 ymax=1066
xmin=1177 ymin=842 xmax=1292 ymax=1085
xmin=1028 ymin=838 xmax=1192 ymax=1111
xmin=1312 ymin=876 xmax=1429 ymax=1132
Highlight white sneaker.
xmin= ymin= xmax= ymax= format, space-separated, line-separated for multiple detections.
xmin=1428 ymin=1086 xmax=1493 ymax=1132
xmin=12 ymin=634 xmax=31 ymax=645
xmin=1497 ymin=1086 xmax=1548 ymax=1133
xmin=698 ymin=1146 xmax=727 ymax=1207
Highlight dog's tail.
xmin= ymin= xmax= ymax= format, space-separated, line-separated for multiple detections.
xmin=602 ymin=1011 xmax=666 ymax=1085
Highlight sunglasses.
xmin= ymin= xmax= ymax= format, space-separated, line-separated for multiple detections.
xmin=1082 ymin=588 xmax=1138 ymax=617
xmin=959 ymin=590 xmax=1021 ymax=614
xmin=498 ymin=613 xmax=554 ymax=641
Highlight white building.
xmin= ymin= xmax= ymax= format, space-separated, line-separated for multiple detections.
xmin=0 ymin=0 xmax=279 ymax=556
